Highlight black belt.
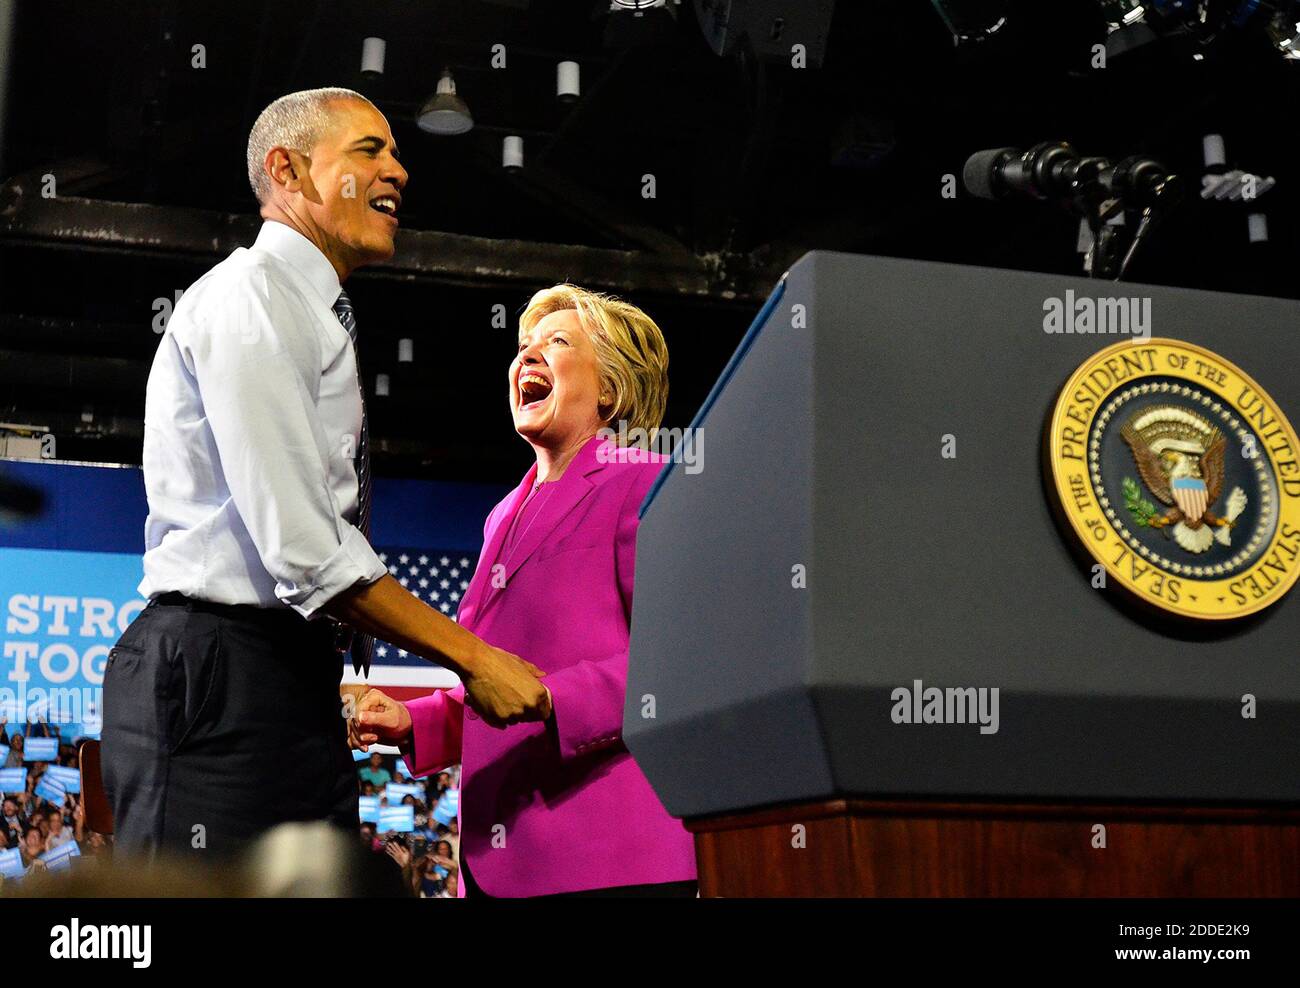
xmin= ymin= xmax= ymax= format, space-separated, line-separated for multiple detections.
xmin=150 ymin=592 xmax=348 ymax=651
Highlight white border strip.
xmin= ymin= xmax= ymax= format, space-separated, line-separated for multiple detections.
xmin=341 ymin=665 xmax=461 ymax=689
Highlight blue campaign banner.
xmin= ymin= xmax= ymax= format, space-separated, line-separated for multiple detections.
xmin=358 ymin=795 xmax=379 ymax=824
xmin=22 ymin=737 xmax=58 ymax=762
xmin=395 ymin=757 xmax=410 ymax=778
xmin=377 ymin=805 xmax=415 ymax=833
xmin=0 ymin=743 xmax=8 ymax=763
xmin=44 ymin=764 xmax=80 ymax=793
xmin=0 ymin=847 xmax=24 ymax=880
xmin=34 ymin=775 xmax=66 ymax=804
xmin=384 ymin=783 xmax=422 ymax=803
xmin=2 ymin=459 xmax=512 ymax=698
xmin=0 ymin=767 xmax=27 ymax=794
xmin=40 ymin=839 xmax=80 ymax=872
xmin=0 ymin=547 xmax=147 ymax=739
xmin=433 ymin=789 xmax=459 ymax=826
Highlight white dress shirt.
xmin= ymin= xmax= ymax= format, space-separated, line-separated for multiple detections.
xmin=139 ymin=221 xmax=387 ymax=618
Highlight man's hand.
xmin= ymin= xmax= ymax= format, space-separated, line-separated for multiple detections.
xmin=340 ymin=684 xmax=372 ymax=750
xmin=462 ymin=645 xmax=552 ymax=729
xmin=354 ymin=688 xmax=412 ymax=750
xmin=347 ymin=714 xmax=370 ymax=752
xmin=324 ymin=578 xmax=553 ymax=729
xmin=340 ymin=684 xmax=369 ymax=704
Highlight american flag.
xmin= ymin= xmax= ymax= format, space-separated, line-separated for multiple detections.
xmin=343 ymin=547 xmax=480 ymax=688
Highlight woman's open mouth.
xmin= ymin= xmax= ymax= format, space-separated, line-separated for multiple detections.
xmin=518 ymin=371 xmax=553 ymax=411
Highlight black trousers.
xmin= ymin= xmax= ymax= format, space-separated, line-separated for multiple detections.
xmin=101 ymin=594 xmax=357 ymax=860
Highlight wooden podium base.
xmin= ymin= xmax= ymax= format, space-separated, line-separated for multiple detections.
xmin=686 ymin=798 xmax=1300 ymax=897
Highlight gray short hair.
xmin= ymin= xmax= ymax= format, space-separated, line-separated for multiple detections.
xmin=246 ymin=87 xmax=375 ymax=204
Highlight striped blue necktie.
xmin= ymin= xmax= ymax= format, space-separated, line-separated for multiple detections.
xmin=333 ymin=290 xmax=374 ymax=676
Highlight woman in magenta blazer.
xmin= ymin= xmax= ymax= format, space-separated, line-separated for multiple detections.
xmin=354 ymin=284 xmax=697 ymax=897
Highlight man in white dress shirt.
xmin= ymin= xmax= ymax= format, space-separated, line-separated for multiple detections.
xmin=102 ymin=88 xmax=551 ymax=858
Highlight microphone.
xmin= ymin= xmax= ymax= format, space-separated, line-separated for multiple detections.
xmin=1103 ymin=155 xmax=1183 ymax=209
xmin=963 ymin=141 xmax=1107 ymax=201
xmin=962 ymin=141 xmax=1183 ymax=280
xmin=964 ymin=143 xmax=1180 ymax=208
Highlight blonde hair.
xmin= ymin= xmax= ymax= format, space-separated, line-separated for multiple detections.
xmin=519 ymin=284 xmax=669 ymax=440
xmin=246 ymin=87 xmax=376 ymax=204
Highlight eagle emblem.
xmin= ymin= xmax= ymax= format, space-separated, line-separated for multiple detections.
xmin=1120 ymin=404 xmax=1247 ymax=554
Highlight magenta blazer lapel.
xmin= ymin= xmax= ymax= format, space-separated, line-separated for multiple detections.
xmin=458 ymin=464 xmax=535 ymax=620
xmin=473 ymin=436 xmax=605 ymax=615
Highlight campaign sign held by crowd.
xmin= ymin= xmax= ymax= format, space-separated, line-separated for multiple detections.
xmin=377 ymin=805 xmax=415 ymax=833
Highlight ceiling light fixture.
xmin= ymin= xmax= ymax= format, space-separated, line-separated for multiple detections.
xmin=417 ymin=69 xmax=474 ymax=135
xmin=361 ymin=37 xmax=386 ymax=76
xmin=556 ymin=61 xmax=580 ymax=102
xmin=502 ymin=135 xmax=524 ymax=172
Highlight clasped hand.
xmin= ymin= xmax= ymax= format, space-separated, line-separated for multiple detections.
xmin=345 ymin=647 xmax=552 ymax=750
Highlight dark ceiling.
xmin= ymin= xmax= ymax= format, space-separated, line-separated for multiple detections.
xmin=2 ymin=0 xmax=1298 ymax=481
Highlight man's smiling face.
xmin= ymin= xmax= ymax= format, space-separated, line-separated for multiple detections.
xmin=299 ymin=98 xmax=408 ymax=273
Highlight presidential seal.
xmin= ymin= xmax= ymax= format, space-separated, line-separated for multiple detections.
xmin=1047 ymin=338 xmax=1300 ymax=620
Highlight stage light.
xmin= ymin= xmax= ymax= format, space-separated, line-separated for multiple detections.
xmin=417 ymin=69 xmax=474 ymax=136
xmin=1203 ymin=133 xmax=1226 ymax=169
xmin=361 ymin=37 xmax=386 ymax=76
xmin=604 ymin=0 xmax=679 ymax=47
xmin=1266 ymin=10 xmax=1300 ymax=58
xmin=692 ymin=0 xmax=836 ymax=67
xmin=398 ymin=339 xmax=413 ymax=363
xmin=375 ymin=374 xmax=390 ymax=397
xmin=1198 ymin=132 xmax=1275 ymax=202
xmin=1098 ymin=1 xmax=1162 ymax=58
xmin=502 ymin=135 xmax=524 ymax=171
xmin=928 ymin=0 xmax=1008 ymax=45
xmin=1098 ymin=0 xmax=1148 ymax=27
xmin=557 ymin=61 xmax=580 ymax=102
xmin=1097 ymin=1 xmax=1298 ymax=62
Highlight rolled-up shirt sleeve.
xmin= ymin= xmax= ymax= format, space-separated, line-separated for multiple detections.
xmin=176 ymin=270 xmax=386 ymax=617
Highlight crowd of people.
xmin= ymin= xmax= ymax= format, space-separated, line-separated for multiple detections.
xmin=1 ymin=720 xmax=110 ymax=882
xmin=356 ymin=750 xmax=461 ymax=898
xmin=1 ymin=720 xmax=460 ymax=897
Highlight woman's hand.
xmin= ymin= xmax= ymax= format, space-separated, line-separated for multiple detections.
xmin=354 ymin=688 xmax=413 ymax=749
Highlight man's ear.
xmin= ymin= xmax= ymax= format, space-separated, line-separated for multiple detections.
xmin=264 ymin=146 xmax=298 ymax=195
xmin=265 ymin=147 xmax=321 ymax=203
